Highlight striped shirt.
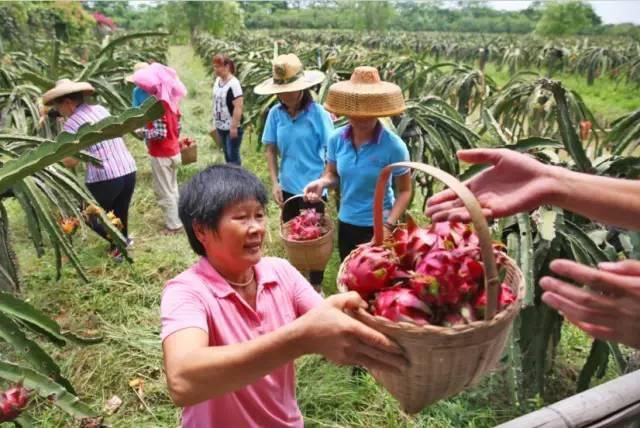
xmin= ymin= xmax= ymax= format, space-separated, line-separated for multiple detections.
xmin=63 ymin=104 xmax=136 ymax=184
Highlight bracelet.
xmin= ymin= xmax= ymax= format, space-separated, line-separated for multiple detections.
xmin=383 ymin=221 xmax=395 ymax=231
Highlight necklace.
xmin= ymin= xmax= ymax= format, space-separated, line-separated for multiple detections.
xmin=226 ymin=270 xmax=255 ymax=288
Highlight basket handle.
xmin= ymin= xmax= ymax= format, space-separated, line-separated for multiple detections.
xmin=280 ymin=193 xmax=328 ymax=225
xmin=373 ymin=162 xmax=500 ymax=321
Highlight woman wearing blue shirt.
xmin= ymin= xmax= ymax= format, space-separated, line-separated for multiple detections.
xmin=255 ymin=54 xmax=334 ymax=293
xmin=304 ymin=66 xmax=412 ymax=261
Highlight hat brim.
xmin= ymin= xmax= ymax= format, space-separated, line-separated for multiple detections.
xmin=254 ymin=70 xmax=325 ymax=95
xmin=323 ymin=80 xmax=406 ymax=118
xmin=42 ymin=82 xmax=95 ymax=106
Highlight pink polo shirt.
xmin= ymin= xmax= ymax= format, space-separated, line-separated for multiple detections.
xmin=160 ymin=256 xmax=323 ymax=428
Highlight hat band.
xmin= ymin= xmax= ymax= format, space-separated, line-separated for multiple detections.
xmin=273 ymin=70 xmax=304 ymax=85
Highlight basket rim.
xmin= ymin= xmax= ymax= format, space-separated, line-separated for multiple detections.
xmin=338 ymin=255 xmax=524 ymax=335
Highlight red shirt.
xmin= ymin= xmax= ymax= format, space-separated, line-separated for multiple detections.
xmin=146 ymin=101 xmax=181 ymax=158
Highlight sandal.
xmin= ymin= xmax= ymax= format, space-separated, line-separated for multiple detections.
xmin=162 ymin=226 xmax=183 ymax=236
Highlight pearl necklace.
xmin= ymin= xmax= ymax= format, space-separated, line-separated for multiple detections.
xmin=226 ymin=270 xmax=255 ymax=288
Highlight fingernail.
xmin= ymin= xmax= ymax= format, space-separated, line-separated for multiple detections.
xmin=539 ymin=277 xmax=552 ymax=288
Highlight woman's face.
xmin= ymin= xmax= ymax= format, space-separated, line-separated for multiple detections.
xmin=349 ymin=116 xmax=378 ymax=133
xmin=214 ymin=62 xmax=230 ymax=79
xmin=196 ymin=199 xmax=266 ymax=270
xmin=53 ymin=98 xmax=75 ymax=118
xmin=277 ymin=91 xmax=302 ymax=109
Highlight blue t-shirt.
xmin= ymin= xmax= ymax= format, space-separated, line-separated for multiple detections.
xmin=132 ymin=87 xmax=150 ymax=108
xmin=262 ymin=101 xmax=334 ymax=195
xmin=327 ymin=122 xmax=410 ymax=227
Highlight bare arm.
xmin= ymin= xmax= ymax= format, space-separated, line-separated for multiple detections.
xmin=304 ymin=162 xmax=339 ymax=202
xmin=265 ymin=144 xmax=279 ymax=186
xmin=163 ymin=293 xmax=407 ymax=407
xmin=387 ymin=172 xmax=412 ymax=225
xmin=551 ymin=167 xmax=640 ymax=230
xmin=427 ymin=149 xmax=640 ymax=230
xmin=265 ymin=144 xmax=284 ymax=205
xmin=231 ymin=97 xmax=243 ymax=130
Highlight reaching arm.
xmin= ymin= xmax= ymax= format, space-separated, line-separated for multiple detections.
xmin=303 ymin=162 xmax=339 ymax=202
xmin=426 ymin=148 xmax=640 ymax=230
xmin=551 ymin=167 xmax=640 ymax=230
xmin=163 ymin=292 xmax=407 ymax=407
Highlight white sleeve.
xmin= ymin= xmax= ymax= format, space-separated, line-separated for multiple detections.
xmin=230 ymin=78 xmax=243 ymax=98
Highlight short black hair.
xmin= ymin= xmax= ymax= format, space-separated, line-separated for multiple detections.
xmin=179 ymin=164 xmax=268 ymax=256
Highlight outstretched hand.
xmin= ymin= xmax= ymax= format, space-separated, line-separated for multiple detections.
xmin=541 ymin=259 xmax=640 ymax=349
xmin=299 ymin=292 xmax=409 ymax=373
xmin=425 ymin=149 xmax=561 ymax=222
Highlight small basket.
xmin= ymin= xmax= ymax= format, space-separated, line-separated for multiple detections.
xmin=180 ymin=143 xmax=198 ymax=165
xmin=337 ymin=162 xmax=524 ymax=414
xmin=280 ymin=195 xmax=334 ymax=273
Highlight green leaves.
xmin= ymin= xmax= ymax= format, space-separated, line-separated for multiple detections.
xmin=0 ymin=98 xmax=163 ymax=194
xmin=0 ymin=361 xmax=95 ymax=419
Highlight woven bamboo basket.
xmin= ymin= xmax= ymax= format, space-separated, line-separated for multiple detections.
xmin=280 ymin=195 xmax=334 ymax=272
xmin=180 ymin=144 xmax=197 ymax=165
xmin=337 ymin=162 xmax=524 ymax=414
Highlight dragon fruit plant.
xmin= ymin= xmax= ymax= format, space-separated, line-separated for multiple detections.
xmin=285 ymin=208 xmax=330 ymax=241
xmin=339 ymin=215 xmax=516 ymax=326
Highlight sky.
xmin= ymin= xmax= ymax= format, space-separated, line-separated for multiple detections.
xmin=486 ymin=1 xmax=640 ymax=24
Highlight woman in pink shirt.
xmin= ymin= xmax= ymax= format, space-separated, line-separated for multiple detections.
xmin=161 ymin=165 xmax=407 ymax=427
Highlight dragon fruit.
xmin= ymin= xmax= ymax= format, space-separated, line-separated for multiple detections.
xmin=414 ymin=248 xmax=483 ymax=306
xmin=391 ymin=215 xmax=439 ymax=269
xmin=0 ymin=384 xmax=30 ymax=423
xmin=286 ymin=209 xmax=327 ymax=241
xmin=340 ymin=244 xmax=397 ymax=299
xmin=340 ymin=218 xmax=515 ymax=326
xmin=473 ymin=283 xmax=516 ymax=319
xmin=374 ymin=287 xmax=431 ymax=325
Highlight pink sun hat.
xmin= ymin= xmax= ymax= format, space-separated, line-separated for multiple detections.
xmin=132 ymin=63 xmax=187 ymax=114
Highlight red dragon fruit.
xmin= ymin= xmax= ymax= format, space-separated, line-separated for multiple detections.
xmin=414 ymin=248 xmax=483 ymax=307
xmin=374 ymin=287 xmax=431 ymax=325
xmin=430 ymin=221 xmax=480 ymax=250
xmin=0 ymin=384 xmax=30 ymax=423
xmin=286 ymin=209 xmax=326 ymax=241
xmin=393 ymin=215 xmax=439 ymax=269
xmin=340 ymin=244 xmax=398 ymax=299
xmin=473 ymin=283 xmax=516 ymax=319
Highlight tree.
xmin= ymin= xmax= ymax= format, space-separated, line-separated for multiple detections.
xmin=535 ymin=1 xmax=601 ymax=36
xmin=166 ymin=1 xmax=244 ymax=38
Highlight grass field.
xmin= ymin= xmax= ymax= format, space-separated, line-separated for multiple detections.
xmin=5 ymin=44 xmax=637 ymax=427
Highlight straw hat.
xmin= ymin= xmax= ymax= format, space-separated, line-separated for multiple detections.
xmin=254 ymin=54 xmax=325 ymax=95
xmin=42 ymin=79 xmax=95 ymax=106
xmin=324 ymin=66 xmax=405 ymax=118
xmin=126 ymin=62 xmax=150 ymax=83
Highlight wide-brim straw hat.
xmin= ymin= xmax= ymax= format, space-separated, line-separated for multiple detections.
xmin=126 ymin=61 xmax=150 ymax=83
xmin=42 ymin=79 xmax=95 ymax=106
xmin=254 ymin=54 xmax=325 ymax=95
xmin=324 ymin=66 xmax=406 ymax=118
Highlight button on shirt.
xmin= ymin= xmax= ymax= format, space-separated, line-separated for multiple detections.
xmin=63 ymin=103 xmax=136 ymax=184
xmin=160 ymin=256 xmax=324 ymax=428
xmin=262 ymin=101 xmax=334 ymax=195
xmin=327 ymin=122 xmax=410 ymax=227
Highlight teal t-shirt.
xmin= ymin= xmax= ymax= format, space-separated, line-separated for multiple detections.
xmin=132 ymin=86 xmax=150 ymax=108
xmin=262 ymin=101 xmax=334 ymax=195
xmin=327 ymin=122 xmax=410 ymax=227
